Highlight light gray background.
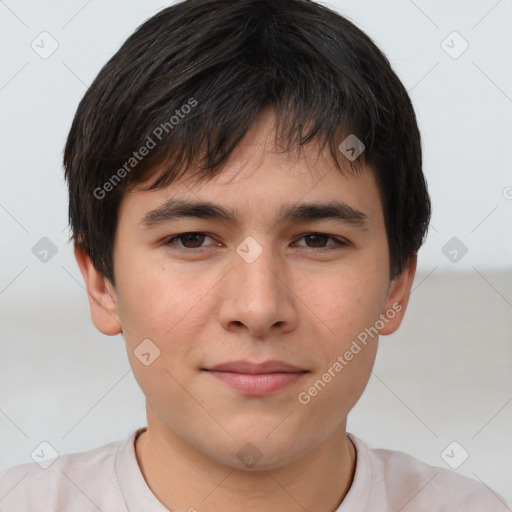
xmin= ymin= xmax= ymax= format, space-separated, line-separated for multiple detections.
xmin=1 ymin=0 xmax=511 ymax=507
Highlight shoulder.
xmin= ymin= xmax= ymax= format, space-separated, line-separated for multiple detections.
xmin=349 ymin=434 xmax=511 ymax=512
xmin=0 ymin=437 xmax=124 ymax=512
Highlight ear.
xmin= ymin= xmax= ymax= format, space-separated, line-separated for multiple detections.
xmin=378 ymin=254 xmax=417 ymax=336
xmin=74 ymin=244 xmax=122 ymax=336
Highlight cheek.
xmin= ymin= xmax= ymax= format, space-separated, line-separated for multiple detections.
xmin=114 ymin=257 xmax=216 ymax=394
xmin=115 ymin=254 xmax=207 ymax=340
xmin=300 ymin=265 xmax=387 ymax=348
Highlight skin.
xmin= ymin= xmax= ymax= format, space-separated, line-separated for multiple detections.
xmin=75 ymin=110 xmax=416 ymax=511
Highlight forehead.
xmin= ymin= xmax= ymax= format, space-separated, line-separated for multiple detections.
xmin=119 ymin=111 xmax=383 ymax=229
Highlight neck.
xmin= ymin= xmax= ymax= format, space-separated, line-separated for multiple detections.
xmin=135 ymin=408 xmax=356 ymax=512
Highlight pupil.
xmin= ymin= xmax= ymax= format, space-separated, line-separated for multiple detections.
xmin=307 ymin=234 xmax=326 ymax=247
xmin=184 ymin=234 xmax=204 ymax=248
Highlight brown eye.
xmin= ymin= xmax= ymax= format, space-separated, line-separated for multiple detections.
xmin=178 ymin=233 xmax=206 ymax=248
xmin=303 ymin=234 xmax=330 ymax=247
xmin=166 ymin=232 xmax=214 ymax=250
xmin=294 ymin=233 xmax=346 ymax=249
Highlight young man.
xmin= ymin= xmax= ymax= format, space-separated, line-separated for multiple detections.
xmin=0 ymin=0 xmax=508 ymax=510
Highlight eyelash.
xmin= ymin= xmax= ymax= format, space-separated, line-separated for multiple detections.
xmin=164 ymin=232 xmax=349 ymax=253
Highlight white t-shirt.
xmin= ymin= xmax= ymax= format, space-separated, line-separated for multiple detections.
xmin=0 ymin=427 xmax=509 ymax=511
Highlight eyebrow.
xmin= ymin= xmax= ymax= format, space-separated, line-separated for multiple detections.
xmin=139 ymin=199 xmax=369 ymax=230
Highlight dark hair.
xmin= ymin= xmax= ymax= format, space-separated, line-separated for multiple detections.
xmin=64 ymin=0 xmax=431 ymax=287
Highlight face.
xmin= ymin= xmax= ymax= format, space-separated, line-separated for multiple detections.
xmin=77 ymin=111 xmax=415 ymax=471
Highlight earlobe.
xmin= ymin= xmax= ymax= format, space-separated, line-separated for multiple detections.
xmin=74 ymin=244 xmax=122 ymax=336
xmin=378 ymin=255 xmax=417 ymax=336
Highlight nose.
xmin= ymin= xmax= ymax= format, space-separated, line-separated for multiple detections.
xmin=217 ymin=237 xmax=299 ymax=338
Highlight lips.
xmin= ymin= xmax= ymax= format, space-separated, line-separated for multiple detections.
xmin=202 ymin=360 xmax=309 ymax=395
xmin=205 ymin=360 xmax=307 ymax=374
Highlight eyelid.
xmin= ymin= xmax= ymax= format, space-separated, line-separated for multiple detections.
xmin=292 ymin=232 xmax=349 ymax=248
xmin=164 ymin=231 xmax=350 ymax=251
xmin=164 ymin=232 xmax=218 ymax=251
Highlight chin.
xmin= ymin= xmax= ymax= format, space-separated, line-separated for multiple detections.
xmin=207 ymin=433 xmax=312 ymax=472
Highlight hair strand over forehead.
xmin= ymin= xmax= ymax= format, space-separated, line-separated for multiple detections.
xmin=64 ymin=0 xmax=431 ymax=286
